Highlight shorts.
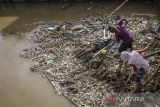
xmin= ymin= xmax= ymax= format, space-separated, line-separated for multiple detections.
xmin=135 ymin=67 xmax=146 ymax=82
xmin=118 ymin=41 xmax=133 ymax=52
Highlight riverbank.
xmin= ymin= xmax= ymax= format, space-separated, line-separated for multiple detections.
xmin=0 ymin=1 xmax=159 ymax=33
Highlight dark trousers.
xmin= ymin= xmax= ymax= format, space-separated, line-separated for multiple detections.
xmin=135 ymin=68 xmax=146 ymax=82
xmin=118 ymin=41 xmax=133 ymax=52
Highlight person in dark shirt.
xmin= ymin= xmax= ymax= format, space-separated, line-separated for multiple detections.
xmin=108 ymin=19 xmax=133 ymax=53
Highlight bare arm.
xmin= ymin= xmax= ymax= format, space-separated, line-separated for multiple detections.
xmin=129 ymin=64 xmax=136 ymax=72
xmin=134 ymin=43 xmax=152 ymax=53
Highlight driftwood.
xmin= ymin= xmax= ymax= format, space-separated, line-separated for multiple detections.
xmin=154 ymin=36 xmax=160 ymax=41
xmin=121 ymin=70 xmax=134 ymax=92
xmin=144 ymin=50 xmax=160 ymax=58
xmin=44 ymin=71 xmax=79 ymax=107
xmin=133 ymin=63 xmax=160 ymax=93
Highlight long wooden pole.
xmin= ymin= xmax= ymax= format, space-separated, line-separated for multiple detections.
xmin=107 ymin=0 xmax=128 ymax=18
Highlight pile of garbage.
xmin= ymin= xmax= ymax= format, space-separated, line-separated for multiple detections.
xmin=20 ymin=15 xmax=160 ymax=107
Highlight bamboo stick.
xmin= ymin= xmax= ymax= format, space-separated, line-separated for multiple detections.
xmin=107 ymin=0 xmax=128 ymax=18
xmin=44 ymin=72 xmax=79 ymax=107
xmin=144 ymin=50 xmax=160 ymax=58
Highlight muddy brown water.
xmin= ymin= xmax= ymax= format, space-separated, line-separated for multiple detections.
xmin=0 ymin=2 xmax=159 ymax=107
xmin=0 ymin=35 xmax=75 ymax=107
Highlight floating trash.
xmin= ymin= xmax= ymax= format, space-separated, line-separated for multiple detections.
xmin=20 ymin=15 xmax=160 ymax=107
xmin=47 ymin=59 xmax=54 ymax=65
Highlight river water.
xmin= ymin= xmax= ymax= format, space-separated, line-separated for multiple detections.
xmin=0 ymin=2 xmax=159 ymax=107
